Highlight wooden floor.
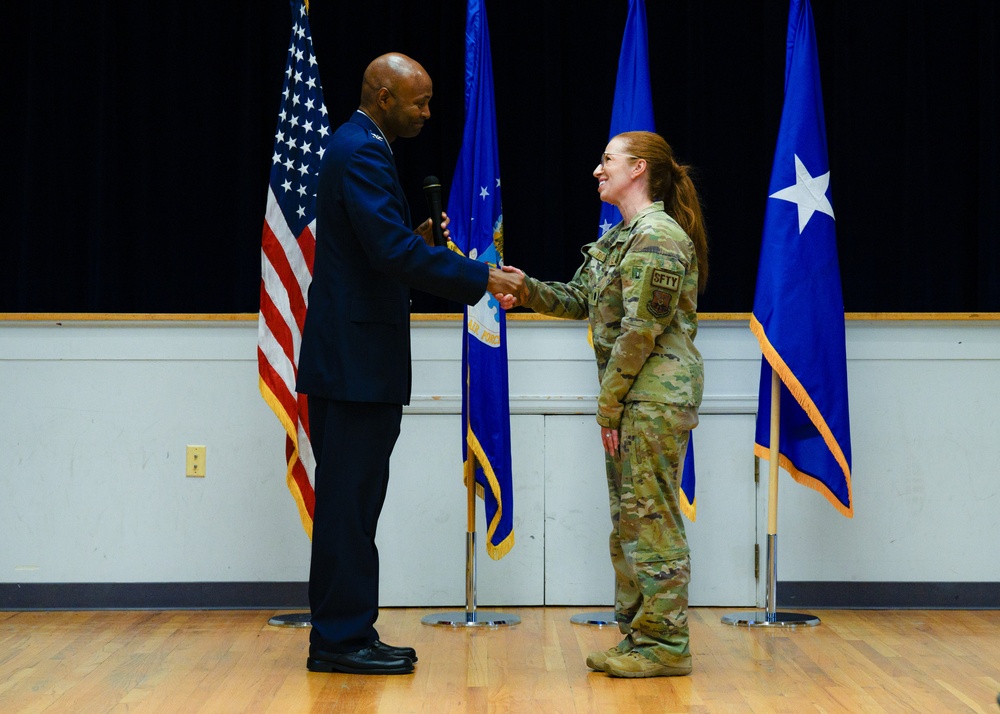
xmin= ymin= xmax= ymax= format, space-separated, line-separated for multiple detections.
xmin=1 ymin=607 xmax=999 ymax=713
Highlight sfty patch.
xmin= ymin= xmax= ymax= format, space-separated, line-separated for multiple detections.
xmin=635 ymin=266 xmax=683 ymax=320
xmin=651 ymin=268 xmax=681 ymax=292
xmin=647 ymin=290 xmax=672 ymax=318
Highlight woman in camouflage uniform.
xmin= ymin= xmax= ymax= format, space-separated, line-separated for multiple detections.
xmin=500 ymin=131 xmax=708 ymax=678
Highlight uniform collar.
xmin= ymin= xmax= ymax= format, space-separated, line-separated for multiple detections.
xmin=625 ymin=201 xmax=665 ymax=229
xmin=353 ymin=110 xmax=393 ymax=155
xmin=598 ymin=202 xmax=658 ymax=245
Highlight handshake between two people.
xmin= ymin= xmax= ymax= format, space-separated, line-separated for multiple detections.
xmin=487 ymin=265 xmax=527 ymax=310
xmin=417 ymin=210 xmax=528 ymax=310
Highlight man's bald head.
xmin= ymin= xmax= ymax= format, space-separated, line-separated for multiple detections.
xmin=360 ymin=53 xmax=426 ymax=106
xmin=358 ymin=53 xmax=433 ymax=142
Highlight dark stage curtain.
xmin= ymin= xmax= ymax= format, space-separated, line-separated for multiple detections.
xmin=3 ymin=1 xmax=998 ymax=313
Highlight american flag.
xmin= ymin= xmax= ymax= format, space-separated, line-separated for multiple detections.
xmin=257 ymin=0 xmax=331 ymax=536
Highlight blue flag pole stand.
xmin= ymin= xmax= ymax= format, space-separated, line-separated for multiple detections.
xmin=722 ymin=368 xmax=820 ymax=628
xmin=421 ymin=456 xmax=519 ymax=628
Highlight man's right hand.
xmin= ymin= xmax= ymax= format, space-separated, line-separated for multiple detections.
xmin=487 ymin=265 xmax=527 ymax=308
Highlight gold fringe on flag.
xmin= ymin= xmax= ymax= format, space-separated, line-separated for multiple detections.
xmin=750 ymin=315 xmax=854 ymax=518
xmin=259 ymin=376 xmax=314 ymax=538
xmin=466 ymin=427 xmax=515 ymax=560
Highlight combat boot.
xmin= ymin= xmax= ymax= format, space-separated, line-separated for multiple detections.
xmin=603 ymin=650 xmax=692 ymax=678
xmin=585 ymin=639 xmax=633 ymax=671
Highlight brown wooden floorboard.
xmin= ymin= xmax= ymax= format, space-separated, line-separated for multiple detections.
xmin=1 ymin=607 xmax=998 ymax=713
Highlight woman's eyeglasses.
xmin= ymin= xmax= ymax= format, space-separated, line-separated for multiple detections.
xmin=598 ymin=152 xmax=640 ymax=167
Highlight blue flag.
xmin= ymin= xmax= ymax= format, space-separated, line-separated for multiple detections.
xmin=601 ymin=0 xmax=698 ymax=520
xmin=751 ymin=0 xmax=853 ymax=517
xmin=598 ymin=0 xmax=655 ymax=237
xmin=447 ymin=0 xmax=514 ymax=559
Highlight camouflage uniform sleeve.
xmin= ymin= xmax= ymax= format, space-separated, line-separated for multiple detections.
xmin=521 ymin=259 xmax=592 ymax=320
xmin=596 ymin=232 xmax=688 ymax=429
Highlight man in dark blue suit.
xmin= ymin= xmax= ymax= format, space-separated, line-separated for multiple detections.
xmin=296 ymin=52 xmax=522 ymax=675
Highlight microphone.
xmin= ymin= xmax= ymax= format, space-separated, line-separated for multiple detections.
xmin=422 ymin=176 xmax=446 ymax=247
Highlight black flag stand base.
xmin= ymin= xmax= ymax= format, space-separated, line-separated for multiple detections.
xmin=421 ymin=532 xmax=520 ymax=628
xmin=721 ymin=610 xmax=819 ymax=627
xmin=268 ymin=612 xmax=311 ymax=628
xmin=569 ymin=610 xmax=616 ymax=627
xmin=721 ymin=534 xmax=820 ymax=628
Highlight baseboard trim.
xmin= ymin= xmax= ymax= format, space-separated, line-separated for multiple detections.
xmin=3 ymin=581 xmax=997 ymax=611
xmin=0 ymin=582 xmax=309 ymax=611
xmin=777 ymin=581 xmax=1000 ymax=609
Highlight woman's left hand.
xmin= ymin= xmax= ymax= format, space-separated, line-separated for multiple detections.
xmin=601 ymin=426 xmax=619 ymax=455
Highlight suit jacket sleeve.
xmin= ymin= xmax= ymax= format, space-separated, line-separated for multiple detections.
xmin=296 ymin=120 xmax=489 ymax=404
xmin=343 ymin=141 xmax=487 ymax=305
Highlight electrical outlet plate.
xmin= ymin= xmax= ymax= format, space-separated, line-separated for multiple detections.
xmin=186 ymin=445 xmax=206 ymax=477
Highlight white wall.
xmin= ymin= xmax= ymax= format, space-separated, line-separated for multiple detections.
xmin=1 ymin=316 xmax=998 ymax=608
xmin=777 ymin=321 xmax=1000 ymax=582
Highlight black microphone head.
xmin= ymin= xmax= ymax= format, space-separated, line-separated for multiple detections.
xmin=422 ymin=176 xmax=446 ymax=247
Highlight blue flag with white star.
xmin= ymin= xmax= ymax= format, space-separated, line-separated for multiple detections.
xmin=751 ymin=0 xmax=853 ymax=516
xmin=601 ymin=0 xmax=698 ymax=519
xmin=448 ymin=0 xmax=514 ymax=559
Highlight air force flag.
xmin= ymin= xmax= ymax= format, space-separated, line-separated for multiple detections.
xmin=448 ymin=0 xmax=515 ymax=558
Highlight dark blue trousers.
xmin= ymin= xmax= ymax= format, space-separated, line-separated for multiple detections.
xmin=306 ymin=396 xmax=402 ymax=652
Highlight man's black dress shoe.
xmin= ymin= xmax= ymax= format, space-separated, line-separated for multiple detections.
xmin=306 ymin=646 xmax=414 ymax=675
xmin=373 ymin=639 xmax=417 ymax=662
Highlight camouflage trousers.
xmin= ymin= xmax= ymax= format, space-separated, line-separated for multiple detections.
xmin=605 ymin=401 xmax=698 ymax=667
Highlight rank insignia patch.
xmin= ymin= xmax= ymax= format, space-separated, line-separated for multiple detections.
xmin=588 ymin=246 xmax=609 ymax=262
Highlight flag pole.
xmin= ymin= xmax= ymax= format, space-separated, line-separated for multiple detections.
xmin=465 ymin=454 xmax=478 ymax=619
xmin=570 ymin=432 xmax=616 ymax=626
xmin=262 ymin=0 xmax=325 ymax=631
xmin=765 ymin=367 xmax=782 ymax=616
xmin=722 ymin=367 xmax=819 ymax=627
xmin=421 ymin=355 xmax=518 ymax=628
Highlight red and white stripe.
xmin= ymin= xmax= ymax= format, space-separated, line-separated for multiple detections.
xmin=258 ymin=185 xmax=317 ymax=534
